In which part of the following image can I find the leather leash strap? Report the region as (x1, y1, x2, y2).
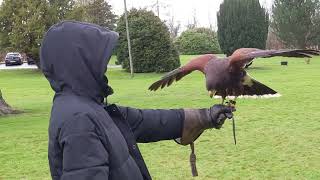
(190, 142, 198, 177)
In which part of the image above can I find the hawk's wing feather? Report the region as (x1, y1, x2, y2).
(148, 54, 216, 91)
(230, 48, 320, 68)
(249, 49, 319, 59)
(148, 68, 190, 91)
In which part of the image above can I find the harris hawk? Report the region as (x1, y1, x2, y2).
(149, 48, 320, 103)
(149, 48, 320, 170)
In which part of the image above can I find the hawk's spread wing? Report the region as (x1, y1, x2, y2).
(149, 54, 216, 91)
(229, 48, 320, 69)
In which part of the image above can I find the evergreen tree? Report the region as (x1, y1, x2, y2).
(272, 0, 320, 48)
(217, 0, 269, 55)
(86, 0, 117, 30)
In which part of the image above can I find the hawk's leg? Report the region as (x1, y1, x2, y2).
(221, 97, 225, 105)
(221, 92, 227, 105)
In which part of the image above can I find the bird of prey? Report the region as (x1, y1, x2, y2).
(149, 48, 320, 103)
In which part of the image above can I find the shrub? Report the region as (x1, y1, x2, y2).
(116, 9, 180, 73)
(175, 28, 221, 55)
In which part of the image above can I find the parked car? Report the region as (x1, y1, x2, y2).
(27, 56, 35, 65)
(5, 52, 23, 66)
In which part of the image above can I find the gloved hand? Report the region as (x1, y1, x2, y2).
(208, 104, 235, 129)
(176, 104, 235, 145)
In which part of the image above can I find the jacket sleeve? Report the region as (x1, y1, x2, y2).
(117, 106, 184, 143)
(58, 113, 109, 180)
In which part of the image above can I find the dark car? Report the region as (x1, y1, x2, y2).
(27, 56, 36, 65)
(5, 53, 23, 66)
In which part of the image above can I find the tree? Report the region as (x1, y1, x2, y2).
(116, 9, 180, 73)
(0, 0, 83, 65)
(66, 3, 87, 22)
(86, 0, 117, 30)
(48, 0, 76, 21)
(186, 8, 198, 29)
(167, 16, 181, 39)
(175, 28, 221, 55)
(76, 0, 91, 6)
(0, 0, 117, 65)
(271, 0, 320, 48)
(217, 0, 269, 55)
(310, 8, 320, 47)
(0, 0, 24, 52)
(13, 0, 52, 63)
(0, 0, 52, 65)
(0, 90, 20, 116)
(266, 27, 286, 49)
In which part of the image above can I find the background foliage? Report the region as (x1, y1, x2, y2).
(116, 9, 180, 73)
(271, 0, 320, 48)
(85, 0, 118, 30)
(175, 28, 221, 55)
(217, 0, 269, 56)
(0, 0, 118, 64)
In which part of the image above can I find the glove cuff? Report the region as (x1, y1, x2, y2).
(176, 109, 213, 145)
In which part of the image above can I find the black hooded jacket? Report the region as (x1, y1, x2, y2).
(41, 21, 184, 180)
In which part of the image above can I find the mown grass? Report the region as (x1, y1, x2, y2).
(0, 55, 320, 180)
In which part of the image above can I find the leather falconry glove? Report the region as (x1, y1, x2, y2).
(176, 104, 235, 145)
(175, 104, 235, 177)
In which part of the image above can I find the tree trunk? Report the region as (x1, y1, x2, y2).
(0, 90, 21, 116)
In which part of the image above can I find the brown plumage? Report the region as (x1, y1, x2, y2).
(149, 48, 320, 102)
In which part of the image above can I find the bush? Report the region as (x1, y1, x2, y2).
(175, 28, 221, 55)
(116, 9, 180, 73)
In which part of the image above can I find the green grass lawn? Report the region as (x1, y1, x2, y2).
(1, 55, 320, 179)
(109, 55, 117, 65)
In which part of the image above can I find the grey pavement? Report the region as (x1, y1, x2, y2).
(0, 63, 37, 70)
(0, 63, 121, 70)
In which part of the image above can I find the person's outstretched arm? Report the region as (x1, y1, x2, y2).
(117, 105, 234, 144)
(117, 106, 184, 143)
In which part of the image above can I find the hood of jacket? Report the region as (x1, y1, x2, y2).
(40, 21, 118, 102)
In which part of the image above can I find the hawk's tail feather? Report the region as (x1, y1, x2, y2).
(213, 77, 278, 98)
(243, 79, 277, 96)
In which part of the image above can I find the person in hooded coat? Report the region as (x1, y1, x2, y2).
(41, 21, 235, 180)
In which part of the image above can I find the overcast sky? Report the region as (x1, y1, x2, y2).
(0, 0, 274, 29)
(109, 0, 274, 29)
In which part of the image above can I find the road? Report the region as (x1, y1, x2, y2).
(0, 63, 37, 70)
(0, 63, 121, 70)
